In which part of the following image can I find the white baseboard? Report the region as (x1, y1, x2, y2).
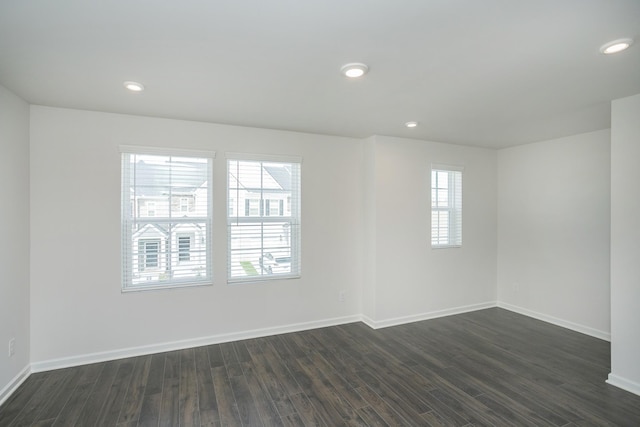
(497, 301, 611, 341)
(31, 314, 361, 373)
(607, 373, 640, 397)
(362, 301, 497, 329)
(0, 365, 30, 407)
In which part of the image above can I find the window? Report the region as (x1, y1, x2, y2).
(431, 164, 463, 248)
(180, 197, 189, 212)
(266, 199, 283, 216)
(138, 239, 160, 271)
(178, 235, 191, 261)
(227, 154, 301, 282)
(245, 199, 261, 217)
(146, 201, 156, 217)
(121, 146, 215, 291)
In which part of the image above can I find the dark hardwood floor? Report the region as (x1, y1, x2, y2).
(2, 308, 640, 426)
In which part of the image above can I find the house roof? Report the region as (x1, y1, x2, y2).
(134, 160, 208, 197)
(1, 1, 639, 148)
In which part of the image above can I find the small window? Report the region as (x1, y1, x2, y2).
(180, 197, 189, 212)
(138, 239, 160, 271)
(245, 199, 261, 217)
(266, 199, 282, 216)
(227, 154, 301, 283)
(147, 201, 156, 217)
(431, 165, 463, 248)
(121, 147, 215, 291)
(178, 236, 191, 261)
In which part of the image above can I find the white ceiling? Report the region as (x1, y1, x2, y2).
(1, 0, 639, 148)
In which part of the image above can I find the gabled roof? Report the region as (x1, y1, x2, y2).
(134, 160, 207, 197)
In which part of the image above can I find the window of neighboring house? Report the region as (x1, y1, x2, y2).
(121, 146, 215, 291)
(138, 239, 160, 271)
(227, 154, 301, 283)
(178, 235, 191, 261)
(245, 199, 261, 216)
(431, 164, 463, 248)
(266, 199, 283, 216)
(180, 197, 189, 212)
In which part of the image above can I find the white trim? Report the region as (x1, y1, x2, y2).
(431, 163, 464, 172)
(226, 151, 302, 164)
(607, 373, 640, 397)
(0, 365, 30, 407)
(362, 301, 497, 329)
(119, 145, 216, 158)
(497, 301, 611, 341)
(31, 314, 360, 373)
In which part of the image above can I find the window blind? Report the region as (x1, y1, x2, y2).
(431, 165, 463, 248)
(227, 155, 301, 283)
(121, 148, 214, 291)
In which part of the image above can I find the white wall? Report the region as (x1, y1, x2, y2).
(0, 85, 30, 402)
(609, 93, 640, 395)
(365, 136, 497, 326)
(497, 129, 611, 339)
(29, 106, 364, 366)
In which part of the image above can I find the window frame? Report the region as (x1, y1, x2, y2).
(431, 164, 463, 249)
(121, 146, 216, 292)
(226, 153, 302, 284)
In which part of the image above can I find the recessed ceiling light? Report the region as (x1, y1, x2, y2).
(341, 63, 369, 78)
(600, 38, 633, 54)
(405, 121, 418, 128)
(123, 81, 145, 92)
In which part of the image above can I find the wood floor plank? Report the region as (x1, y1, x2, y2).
(307, 351, 367, 410)
(94, 357, 136, 425)
(73, 359, 122, 426)
(32, 366, 85, 424)
(289, 392, 327, 427)
(179, 348, 201, 426)
(0, 375, 46, 426)
(207, 344, 226, 369)
(5, 368, 71, 426)
(354, 384, 412, 426)
(194, 346, 220, 427)
(289, 356, 349, 425)
(279, 411, 308, 427)
(137, 353, 166, 427)
(211, 365, 242, 427)
(240, 361, 284, 427)
(137, 393, 163, 427)
(357, 405, 390, 427)
(356, 369, 429, 422)
(220, 342, 243, 378)
(244, 339, 298, 417)
(229, 372, 264, 427)
(117, 354, 152, 425)
(158, 351, 181, 427)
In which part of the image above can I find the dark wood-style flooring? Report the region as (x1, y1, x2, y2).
(1, 308, 639, 426)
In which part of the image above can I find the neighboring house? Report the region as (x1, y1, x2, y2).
(228, 162, 295, 277)
(131, 159, 294, 283)
(130, 159, 209, 284)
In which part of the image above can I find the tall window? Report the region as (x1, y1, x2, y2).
(121, 146, 215, 291)
(138, 239, 160, 271)
(178, 235, 191, 261)
(431, 164, 463, 248)
(227, 154, 301, 283)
